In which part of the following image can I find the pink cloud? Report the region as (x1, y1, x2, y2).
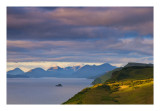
(8, 7, 153, 34)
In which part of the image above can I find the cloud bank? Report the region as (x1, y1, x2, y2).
(7, 7, 153, 66)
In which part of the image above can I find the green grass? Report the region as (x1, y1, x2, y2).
(63, 86, 117, 104)
(110, 81, 153, 104)
(63, 79, 153, 104)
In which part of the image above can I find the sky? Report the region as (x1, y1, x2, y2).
(7, 7, 153, 71)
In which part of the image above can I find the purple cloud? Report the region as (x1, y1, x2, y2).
(7, 7, 153, 65)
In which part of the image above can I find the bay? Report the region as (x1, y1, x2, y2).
(7, 77, 93, 104)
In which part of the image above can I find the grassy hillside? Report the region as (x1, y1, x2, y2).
(64, 65, 153, 104)
(64, 79, 153, 104)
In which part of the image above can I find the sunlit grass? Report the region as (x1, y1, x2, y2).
(64, 78, 153, 104)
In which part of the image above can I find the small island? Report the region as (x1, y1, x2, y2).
(56, 84, 63, 87)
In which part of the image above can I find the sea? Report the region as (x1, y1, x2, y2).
(7, 77, 93, 104)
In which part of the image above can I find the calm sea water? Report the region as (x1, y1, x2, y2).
(7, 78, 93, 104)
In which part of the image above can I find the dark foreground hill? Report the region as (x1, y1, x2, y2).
(64, 63, 153, 104)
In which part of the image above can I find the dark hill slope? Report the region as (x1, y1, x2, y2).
(92, 63, 153, 85)
(124, 62, 153, 67)
(92, 68, 122, 85)
(107, 66, 153, 82)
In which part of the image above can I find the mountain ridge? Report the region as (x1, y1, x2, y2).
(7, 63, 117, 78)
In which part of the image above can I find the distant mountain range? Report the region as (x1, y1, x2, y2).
(7, 63, 117, 78)
(72, 63, 117, 78)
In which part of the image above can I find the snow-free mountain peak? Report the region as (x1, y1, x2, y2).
(72, 63, 117, 78)
(7, 68, 24, 75)
(28, 67, 46, 73)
